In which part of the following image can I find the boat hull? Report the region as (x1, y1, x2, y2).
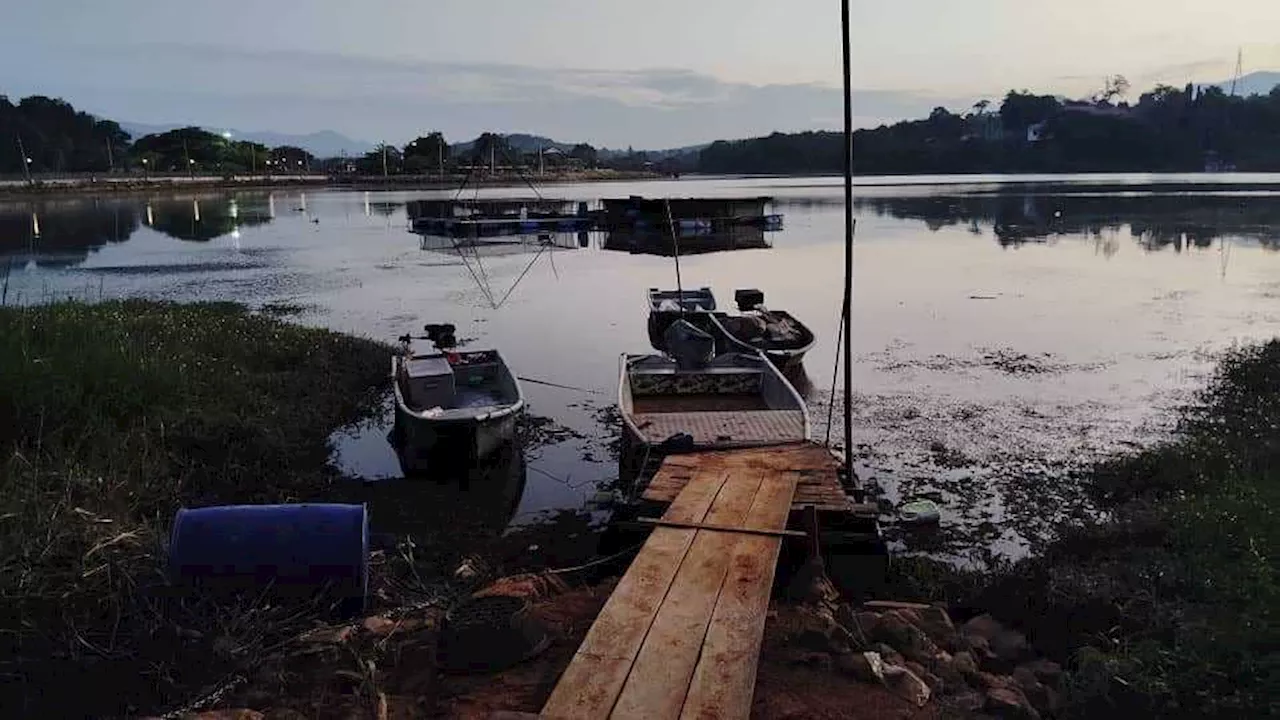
(394, 404, 519, 473)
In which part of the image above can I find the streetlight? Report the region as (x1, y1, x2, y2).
(141, 157, 149, 179)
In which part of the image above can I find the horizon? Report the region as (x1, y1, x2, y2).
(3, 1, 1279, 148)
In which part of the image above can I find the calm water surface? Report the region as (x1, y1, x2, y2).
(6, 175, 1280, 563)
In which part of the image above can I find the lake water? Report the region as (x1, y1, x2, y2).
(6, 174, 1280, 564)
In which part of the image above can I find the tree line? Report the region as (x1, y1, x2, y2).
(0, 95, 617, 177)
(698, 77, 1280, 174)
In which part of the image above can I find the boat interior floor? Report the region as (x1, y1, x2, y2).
(631, 393, 770, 413)
(405, 387, 507, 413)
(631, 410, 807, 447)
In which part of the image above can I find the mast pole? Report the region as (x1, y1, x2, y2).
(840, 0, 857, 488)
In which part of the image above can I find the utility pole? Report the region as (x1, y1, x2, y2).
(538, 144, 544, 176)
(184, 139, 193, 177)
(15, 135, 32, 185)
(489, 142, 495, 175)
(106, 136, 114, 172)
(381, 143, 388, 178)
(438, 136, 444, 180)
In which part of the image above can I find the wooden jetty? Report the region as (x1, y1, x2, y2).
(543, 442, 862, 719)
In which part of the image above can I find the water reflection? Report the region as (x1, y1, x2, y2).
(144, 194, 274, 242)
(0, 198, 139, 268)
(601, 224, 772, 256)
(0, 193, 279, 269)
(855, 192, 1280, 250)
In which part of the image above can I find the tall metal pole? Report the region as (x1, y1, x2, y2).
(840, 0, 856, 485)
(15, 135, 32, 185)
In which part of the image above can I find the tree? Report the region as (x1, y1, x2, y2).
(0, 95, 133, 173)
(1000, 91, 1061, 132)
(569, 143, 598, 168)
(470, 132, 510, 169)
(269, 145, 316, 172)
(357, 144, 402, 175)
(132, 127, 223, 172)
(1093, 74, 1131, 105)
(403, 132, 449, 174)
(971, 99, 992, 117)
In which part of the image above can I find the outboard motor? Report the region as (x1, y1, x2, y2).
(424, 323, 458, 349)
(734, 288, 765, 311)
(663, 319, 716, 370)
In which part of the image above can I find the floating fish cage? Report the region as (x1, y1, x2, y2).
(407, 198, 592, 238)
(599, 196, 783, 231)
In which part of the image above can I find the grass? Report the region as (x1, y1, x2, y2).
(885, 341, 1280, 717)
(0, 300, 391, 717)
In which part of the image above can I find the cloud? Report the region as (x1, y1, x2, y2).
(0, 42, 979, 148)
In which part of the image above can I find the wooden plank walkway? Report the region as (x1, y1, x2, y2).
(542, 455, 800, 719)
(642, 442, 855, 514)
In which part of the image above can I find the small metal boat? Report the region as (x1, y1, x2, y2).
(715, 289, 817, 370)
(646, 288, 816, 370)
(392, 324, 524, 471)
(646, 287, 716, 348)
(620, 320, 810, 458)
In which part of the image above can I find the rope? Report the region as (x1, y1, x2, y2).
(544, 543, 643, 576)
(516, 376, 604, 395)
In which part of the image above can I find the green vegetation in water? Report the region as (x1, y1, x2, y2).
(0, 300, 391, 717)
(886, 341, 1280, 718)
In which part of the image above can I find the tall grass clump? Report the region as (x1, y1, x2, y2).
(0, 300, 390, 716)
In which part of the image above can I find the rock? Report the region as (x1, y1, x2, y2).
(361, 615, 398, 636)
(919, 669, 945, 695)
(975, 672, 1015, 690)
(950, 690, 986, 712)
(1018, 658, 1064, 689)
(910, 605, 957, 646)
(985, 686, 1040, 719)
(792, 607, 853, 655)
(991, 628, 1029, 664)
(835, 607, 881, 646)
(487, 713, 541, 720)
(882, 663, 932, 708)
(962, 613, 1027, 666)
(904, 660, 927, 677)
(192, 711, 263, 720)
(933, 654, 965, 689)
(950, 650, 980, 678)
(871, 610, 940, 664)
(962, 634, 1005, 671)
(1013, 667, 1060, 716)
(873, 642, 905, 667)
(962, 613, 1003, 642)
(835, 651, 886, 684)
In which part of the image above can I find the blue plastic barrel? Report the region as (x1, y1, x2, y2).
(169, 503, 369, 616)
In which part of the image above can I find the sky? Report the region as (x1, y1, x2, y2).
(2, 0, 1279, 148)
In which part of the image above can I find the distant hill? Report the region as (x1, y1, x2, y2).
(118, 121, 374, 157)
(451, 133, 577, 154)
(450, 132, 707, 158)
(1199, 71, 1280, 97)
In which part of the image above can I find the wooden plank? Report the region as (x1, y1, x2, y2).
(632, 517, 807, 539)
(610, 469, 767, 720)
(541, 469, 729, 720)
(679, 471, 801, 720)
